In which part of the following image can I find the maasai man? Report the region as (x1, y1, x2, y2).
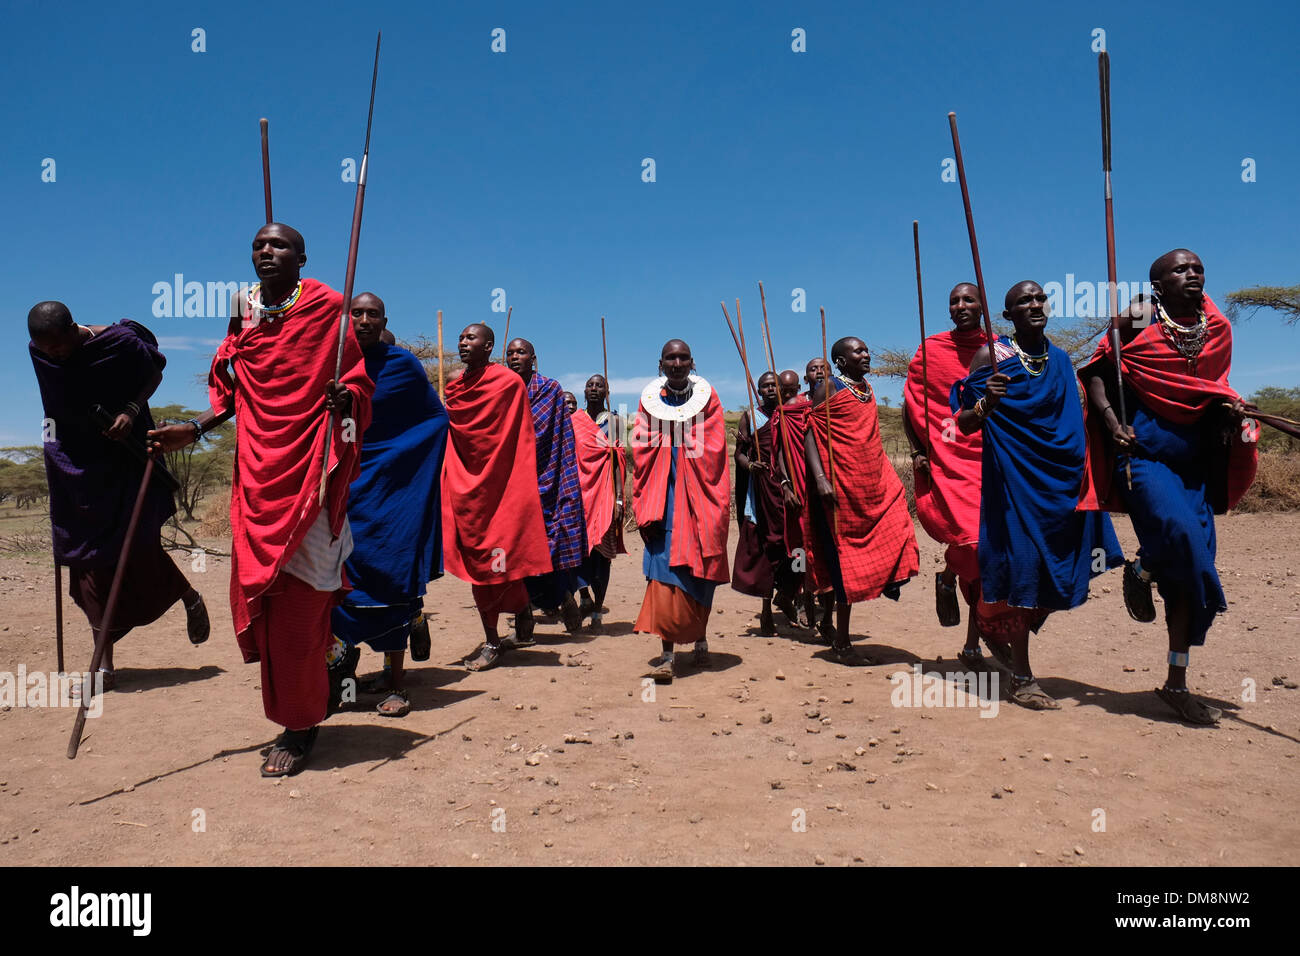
(793, 358, 833, 633)
(149, 223, 373, 776)
(329, 293, 448, 718)
(773, 368, 812, 628)
(442, 325, 552, 671)
(572, 374, 627, 627)
(1079, 250, 1257, 725)
(953, 281, 1122, 710)
(632, 340, 730, 682)
(733, 371, 801, 633)
(505, 338, 588, 633)
(29, 302, 209, 688)
(902, 283, 989, 665)
(562, 391, 578, 416)
(803, 337, 919, 663)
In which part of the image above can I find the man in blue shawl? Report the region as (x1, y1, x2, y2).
(505, 338, 588, 635)
(329, 293, 448, 717)
(952, 281, 1122, 711)
(28, 301, 209, 688)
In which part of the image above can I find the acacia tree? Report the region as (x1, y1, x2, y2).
(872, 315, 1108, 380)
(1225, 284, 1300, 325)
(150, 404, 234, 521)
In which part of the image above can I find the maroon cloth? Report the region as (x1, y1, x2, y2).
(246, 571, 337, 731)
(732, 414, 788, 597)
(68, 541, 190, 643)
(633, 579, 711, 644)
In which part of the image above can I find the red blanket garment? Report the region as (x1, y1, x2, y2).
(805, 385, 920, 602)
(631, 388, 730, 584)
(441, 364, 552, 585)
(571, 411, 627, 556)
(903, 328, 986, 547)
(1078, 295, 1257, 513)
(771, 395, 811, 552)
(208, 278, 374, 642)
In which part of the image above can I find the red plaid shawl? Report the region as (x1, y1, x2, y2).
(1079, 295, 1257, 513)
(571, 410, 627, 556)
(805, 384, 919, 602)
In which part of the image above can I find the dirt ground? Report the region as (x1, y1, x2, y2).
(1, 512, 1297, 867)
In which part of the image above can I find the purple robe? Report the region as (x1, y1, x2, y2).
(527, 372, 587, 573)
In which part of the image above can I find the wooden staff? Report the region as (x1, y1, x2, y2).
(600, 315, 620, 503)
(946, 113, 997, 349)
(436, 309, 445, 398)
(913, 221, 931, 457)
(500, 306, 512, 364)
(67, 454, 155, 758)
(720, 301, 761, 465)
(1099, 51, 1132, 489)
(759, 281, 798, 495)
(820, 306, 836, 534)
(260, 118, 273, 223)
(736, 298, 762, 466)
(54, 560, 64, 674)
(319, 32, 382, 506)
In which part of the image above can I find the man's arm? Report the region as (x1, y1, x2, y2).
(147, 405, 234, 453)
(900, 394, 930, 474)
(104, 365, 165, 440)
(955, 345, 1005, 435)
(804, 426, 834, 509)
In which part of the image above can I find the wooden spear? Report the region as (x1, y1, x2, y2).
(319, 32, 381, 506)
(721, 301, 761, 465)
(601, 315, 620, 508)
(67, 454, 156, 758)
(260, 118, 273, 223)
(54, 560, 64, 674)
(1099, 51, 1132, 489)
(758, 281, 797, 493)
(913, 221, 932, 458)
(500, 306, 512, 364)
(436, 309, 445, 398)
(736, 298, 763, 466)
(946, 113, 997, 350)
(820, 306, 836, 534)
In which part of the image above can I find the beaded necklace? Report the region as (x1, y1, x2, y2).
(1009, 334, 1050, 377)
(247, 281, 303, 319)
(832, 367, 874, 403)
(1154, 297, 1208, 372)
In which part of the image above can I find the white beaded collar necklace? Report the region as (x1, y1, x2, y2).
(640, 373, 712, 421)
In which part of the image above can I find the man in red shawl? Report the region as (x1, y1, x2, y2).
(572, 374, 627, 628)
(442, 324, 552, 671)
(632, 339, 730, 683)
(149, 222, 373, 777)
(804, 337, 920, 663)
(1079, 249, 1258, 725)
(902, 282, 989, 667)
(773, 361, 830, 633)
(733, 371, 801, 633)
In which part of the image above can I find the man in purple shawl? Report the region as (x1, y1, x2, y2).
(327, 294, 448, 717)
(27, 301, 209, 688)
(505, 338, 588, 635)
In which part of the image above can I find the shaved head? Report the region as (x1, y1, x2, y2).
(1150, 248, 1199, 284)
(467, 323, 494, 349)
(28, 300, 74, 341)
(506, 337, 535, 357)
(257, 222, 305, 255)
(661, 339, 691, 360)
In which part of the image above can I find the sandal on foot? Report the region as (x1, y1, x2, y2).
(829, 641, 858, 665)
(649, 656, 674, 683)
(185, 593, 210, 645)
(464, 642, 504, 672)
(935, 574, 961, 628)
(408, 613, 431, 662)
(692, 646, 711, 668)
(260, 726, 319, 778)
(1007, 677, 1060, 711)
(981, 636, 1016, 673)
(957, 647, 990, 671)
(376, 689, 411, 718)
(1123, 560, 1156, 623)
(1155, 686, 1220, 725)
(561, 597, 584, 634)
(774, 593, 802, 628)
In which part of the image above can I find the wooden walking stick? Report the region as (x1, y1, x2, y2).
(913, 221, 932, 458)
(820, 306, 836, 535)
(759, 281, 798, 495)
(600, 315, 620, 503)
(500, 306, 512, 364)
(260, 118, 273, 223)
(736, 298, 763, 466)
(720, 301, 761, 466)
(67, 453, 156, 758)
(436, 309, 445, 398)
(54, 560, 64, 675)
(1099, 51, 1132, 489)
(319, 31, 382, 506)
(946, 113, 997, 350)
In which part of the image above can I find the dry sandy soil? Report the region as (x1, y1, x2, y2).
(1, 513, 1297, 867)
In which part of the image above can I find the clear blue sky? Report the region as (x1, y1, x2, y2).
(4, 0, 1297, 443)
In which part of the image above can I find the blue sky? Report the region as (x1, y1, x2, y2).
(4, 0, 1297, 443)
